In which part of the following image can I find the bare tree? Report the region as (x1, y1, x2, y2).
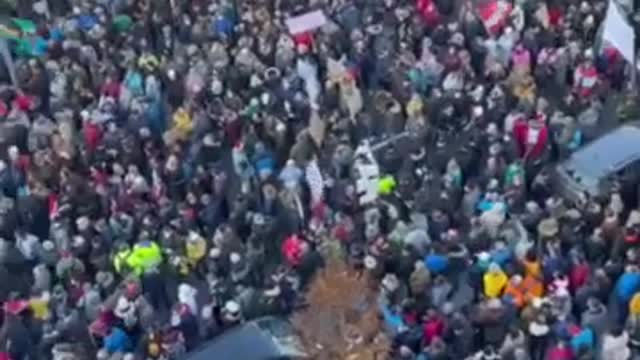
(291, 260, 390, 360)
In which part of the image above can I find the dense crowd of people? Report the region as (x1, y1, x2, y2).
(0, 0, 640, 359)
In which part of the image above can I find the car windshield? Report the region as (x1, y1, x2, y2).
(255, 319, 306, 358)
(565, 125, 640, 180)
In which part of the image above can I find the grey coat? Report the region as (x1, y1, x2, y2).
(582, 303, 609, 340)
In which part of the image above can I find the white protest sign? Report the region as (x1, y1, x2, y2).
(285, 10, 327, 35)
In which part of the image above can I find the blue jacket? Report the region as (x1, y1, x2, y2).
(616, 272, 640, 302)
(212, 17, 234, 38)
(571, 328, 595, 353)
(379, 304, 405, 336)
(104, 327, 133, 353)
(424, 254, 449, 274)
(491, 248, 512, 266)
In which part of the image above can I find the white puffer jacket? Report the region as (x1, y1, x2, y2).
(602, 332, 631, 360)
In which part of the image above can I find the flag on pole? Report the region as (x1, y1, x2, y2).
(0, 39, 17, 87)
(602, 0, 635, 64)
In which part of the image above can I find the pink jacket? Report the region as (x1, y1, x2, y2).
(512, 49, 531, 70)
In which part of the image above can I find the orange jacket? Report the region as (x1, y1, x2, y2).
(523, 259, 542, 278)
(503, 283, 526, 308)
(522, 274, 545, 302)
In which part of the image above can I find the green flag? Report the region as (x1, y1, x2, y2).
(11, 18, 36, 34)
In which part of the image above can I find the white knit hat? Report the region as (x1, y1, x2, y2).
(225, 300, 240, 314)
(364, 255, 377, 270)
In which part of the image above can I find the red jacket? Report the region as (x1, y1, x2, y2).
(570, 263, 590, 293)
(12, 94, 34, 111)
(101, 81, 121, 99)
(417, 0, 441, 27)
(548, 6, 563, 28)
(293, 32, 314, 51)
(282, 235, 303, 267)
(574, 64, 599, 98)
(513, 120, 549, 160)
(83, 122, 103, 153)
(547, 346, 574, 360)
(423, 317, 445, 345)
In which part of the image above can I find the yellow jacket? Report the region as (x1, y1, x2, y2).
(484, 270, 508, 298)
(186, 234, 207, 266)
(630, 293, 640, 316)
(30, 298, 49, 320)
(128, 241, 162, 276)
(172, 108, 193, 140)
(113, 249, 132, 274)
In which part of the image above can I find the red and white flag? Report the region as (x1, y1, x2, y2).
(477, 0, 512, 35)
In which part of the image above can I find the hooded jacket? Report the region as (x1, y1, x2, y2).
(581, 301, 608, 338)
(484, 265, 508, 298)
(615, 271, 640, 302)
(601, 332, 631, 360)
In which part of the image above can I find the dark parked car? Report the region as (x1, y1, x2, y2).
(551, 123, 640, 204)
(186, 317, 306, 360)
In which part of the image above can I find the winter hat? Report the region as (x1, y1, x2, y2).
(478, 252, 491, 262)
(96, 349, 109, 360)
(187, 231, 201, 243)
(565, 209, 582, 220)
(441, 302, 455, 315)
(72, 235, 86, 247)
(364, 255, 378, 270)
(382, 274, 399, 292)
(207, 247, 222, 261)
(529, 318, 550, 336)
(43, 240, 55, 251)
(224, 300, 240, 315)
(76, 216, 91, 231)
(487, 298, 503, 310)
(538, 218, 559, 238)
(526, 201, 539, 212)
